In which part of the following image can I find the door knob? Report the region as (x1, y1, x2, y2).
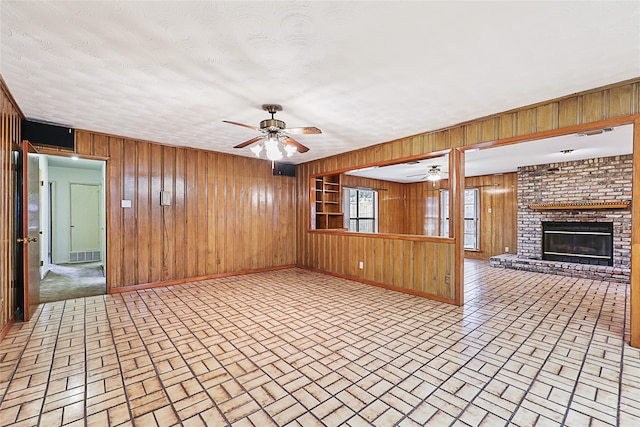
(16, 237, 38, 243)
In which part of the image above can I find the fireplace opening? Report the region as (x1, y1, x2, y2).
(542, 222, 613, 266)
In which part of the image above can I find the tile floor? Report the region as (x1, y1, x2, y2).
(0, 260, 639, 426)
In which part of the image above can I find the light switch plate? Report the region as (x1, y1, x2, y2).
(160, 191, 171, 206)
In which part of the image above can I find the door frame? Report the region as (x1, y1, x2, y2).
(38, 150, 110, 294)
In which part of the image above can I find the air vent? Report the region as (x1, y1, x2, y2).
(69, 251, 101, 263)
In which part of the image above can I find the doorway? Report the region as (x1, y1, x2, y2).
(40, 155, 107, 302)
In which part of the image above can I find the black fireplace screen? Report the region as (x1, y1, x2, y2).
(542, 222, 613, 266)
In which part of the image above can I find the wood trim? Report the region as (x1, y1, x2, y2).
(0, 74, 25, 118)
(529, 202, 631, 210)
(462, 115, 640, 151)
(308, 229, 456, 243)
(0, 318, 15, 341)
(452, 148, 465, 306)
(631, 117, 640, 348)
(306, 149, 451, 174)
(110, 264, 297, 293)
(298, 265, 456, 305)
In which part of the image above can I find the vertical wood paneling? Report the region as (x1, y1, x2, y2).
(206, 153, 217, 273)
(76, 132, 92, 155)
(196, 150, 208, 276)
(499, 113, 516, 139)
(106, 137, 123, 290)
(136, 141, 150, 284)
(185, 149, 198, 278)
(464, 173, 518, 260)
(609, 85, 634, 118)
(558, 97, 579, 128)
(121, 140, 137, 286)
(149, 143, 163, 283)
(162, 145, 175, 280)
(174, 148, 186, 279)
(535, 103, 556, 132)
(583, 92, 604, 123)
(0, 82, 21, 333)
(94, 137, 296, 289)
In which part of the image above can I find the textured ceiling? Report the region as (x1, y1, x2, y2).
(2, 1, 639, 164)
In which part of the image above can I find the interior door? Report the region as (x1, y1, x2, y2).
(17, 141, 41, 321)
(70, 183, 101, 253)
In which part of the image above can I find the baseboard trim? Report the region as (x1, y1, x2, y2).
(0, 317, 15, 341)
(297, 265, 456, 305)
(110, 264, 297, 294)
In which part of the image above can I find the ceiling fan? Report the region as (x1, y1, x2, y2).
(223, 104, 321, 161)
(408, 165, 442, 182)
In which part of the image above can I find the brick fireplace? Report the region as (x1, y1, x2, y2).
(491, 154, 632, 283)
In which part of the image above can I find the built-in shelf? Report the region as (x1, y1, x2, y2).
(529, 201, 631, 210)
(313, 174, 344, 229)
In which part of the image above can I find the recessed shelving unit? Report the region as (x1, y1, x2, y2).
(312, 174, 345, 229)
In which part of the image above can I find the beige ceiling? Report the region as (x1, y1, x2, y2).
(2, 1, 639, 164)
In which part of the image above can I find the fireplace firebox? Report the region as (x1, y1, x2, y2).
(542, 222, 613, 266)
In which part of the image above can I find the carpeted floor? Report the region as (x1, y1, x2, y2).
(39, 261, 106, 303)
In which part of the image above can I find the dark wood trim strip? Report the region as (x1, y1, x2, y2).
(110, 264, 297, 293)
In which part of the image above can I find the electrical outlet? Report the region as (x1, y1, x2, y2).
(505, 246, 510, 253)
(359, 261, 364, 269)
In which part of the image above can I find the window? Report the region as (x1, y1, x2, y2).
(344, 188, 378, 233)
(440, 188, 479, 250)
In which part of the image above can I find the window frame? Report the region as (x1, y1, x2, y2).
(343, 188, 378, 233)
(440, 188, 479, 250)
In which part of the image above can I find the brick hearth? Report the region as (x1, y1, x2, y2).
(490, 253, 630, 283)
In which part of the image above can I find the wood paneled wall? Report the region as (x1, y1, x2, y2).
(464, 173, 518, 260)
(0, 78, 22, 335)
(297, 78, 640, 305)
(58, 131, 298, 291)
(405, 180, 448, 236)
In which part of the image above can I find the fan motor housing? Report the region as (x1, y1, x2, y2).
(260, 119, 286, 131)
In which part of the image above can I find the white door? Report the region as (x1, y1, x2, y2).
(70, 183, 101, 252)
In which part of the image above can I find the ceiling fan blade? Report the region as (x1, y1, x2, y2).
(285, 126, 322, 135)
(223, 120, 262, 132)
(407, 172, 427, 177)
(233, 136, 263, 149)
(281, 136, 310, 153)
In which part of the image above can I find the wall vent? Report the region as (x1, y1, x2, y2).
(69, 251, 101, 263)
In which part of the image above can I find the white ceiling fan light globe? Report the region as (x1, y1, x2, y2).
(250, 144, 263, 157)
(266, 145, 283, 161)
(284, 144, 297, 157)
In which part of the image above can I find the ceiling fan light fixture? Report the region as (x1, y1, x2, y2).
(264, 134, 283, 161)
(426, 166, 441, 182)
